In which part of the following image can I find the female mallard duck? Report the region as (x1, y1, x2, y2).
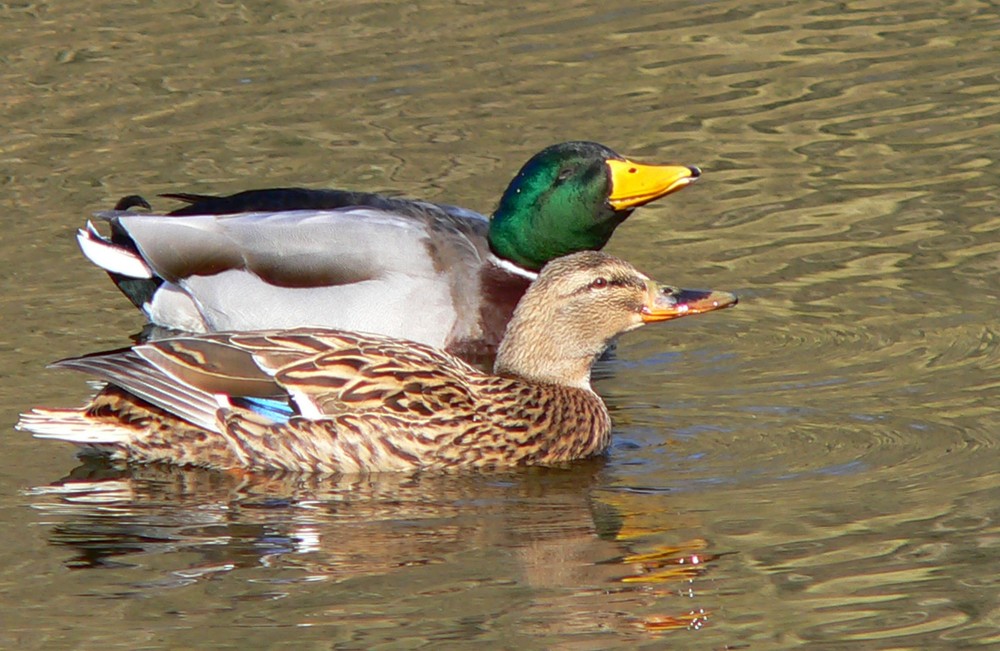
(78, 142, 699, 359)
(19, 252, 736, 474)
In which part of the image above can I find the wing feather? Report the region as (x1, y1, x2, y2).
(52, 351, 221, 432)
(270, 333, 485, 419)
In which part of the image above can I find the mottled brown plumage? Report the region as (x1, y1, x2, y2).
(18, 252, 737, 474)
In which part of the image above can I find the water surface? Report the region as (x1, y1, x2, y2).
(1, 0, 998, 648)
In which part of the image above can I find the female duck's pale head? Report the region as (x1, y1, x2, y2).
(494, 251, 737, 390)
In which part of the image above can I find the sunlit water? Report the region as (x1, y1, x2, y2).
(1, 0, 997, 648)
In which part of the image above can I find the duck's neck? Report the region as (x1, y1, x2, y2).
(493, 318, 600, 392)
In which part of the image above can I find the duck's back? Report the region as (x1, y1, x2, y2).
(92, 204, 528, 353)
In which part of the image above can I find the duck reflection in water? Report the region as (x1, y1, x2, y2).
(32, 458, 722, 635)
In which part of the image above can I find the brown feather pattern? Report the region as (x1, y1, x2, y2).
(24, 328, 611, 473)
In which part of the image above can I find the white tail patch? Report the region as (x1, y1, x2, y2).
(77, 221, 153, 279)
(16, 408, 129, 444)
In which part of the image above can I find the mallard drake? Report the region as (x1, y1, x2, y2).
(77, 142, 699, 359)
(19, 252, 736, 474)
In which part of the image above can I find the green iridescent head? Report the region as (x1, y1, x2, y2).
(487, 141, 699, 271)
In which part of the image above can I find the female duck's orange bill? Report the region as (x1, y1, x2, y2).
(641, 284, 738, 323)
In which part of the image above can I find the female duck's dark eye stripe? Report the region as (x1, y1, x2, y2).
(607, 277, 643, 289)
(571, 276, 642, 295)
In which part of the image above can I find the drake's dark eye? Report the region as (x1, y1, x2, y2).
(590, 277, 608, 290)
(556, 167, 574, 182)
